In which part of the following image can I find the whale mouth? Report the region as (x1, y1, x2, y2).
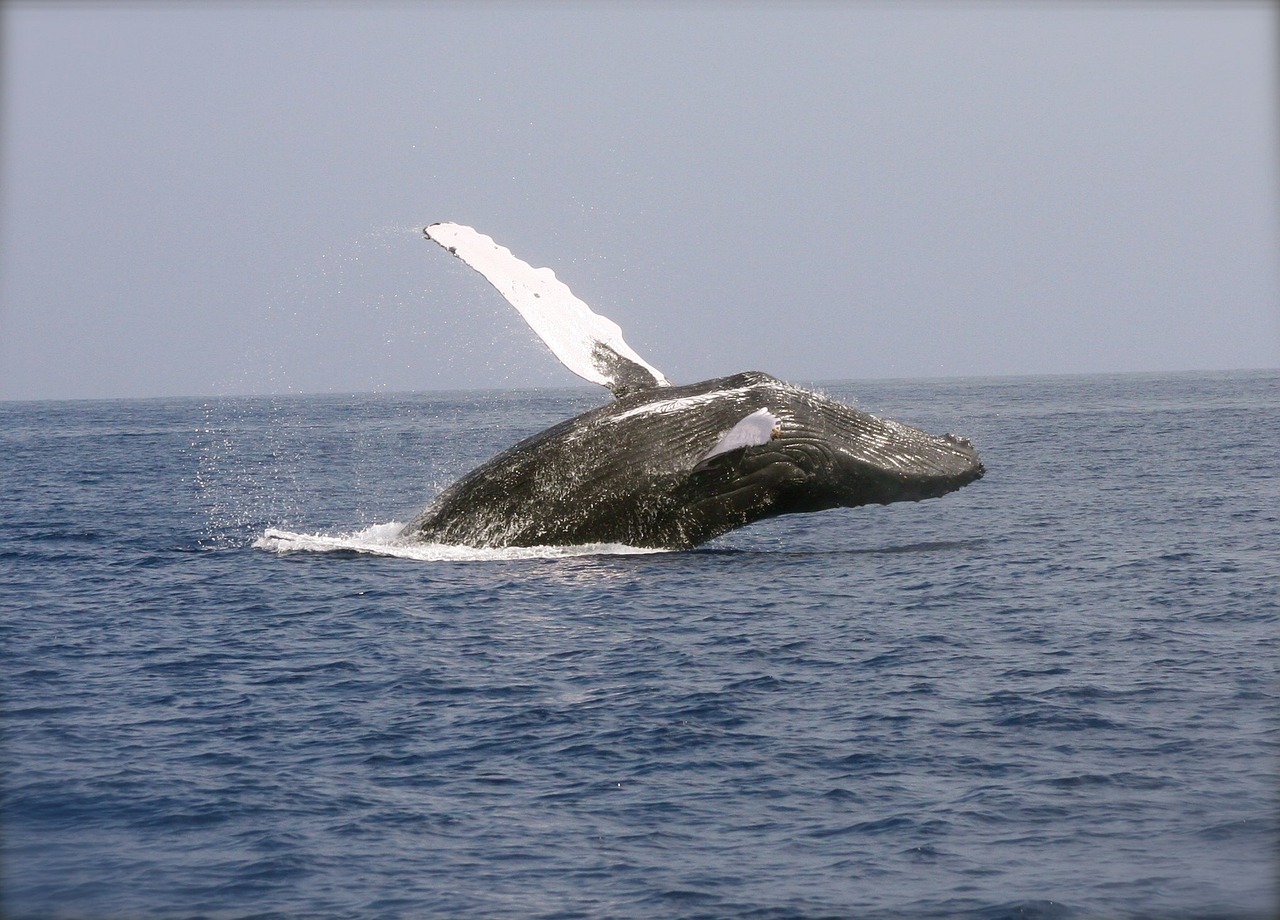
(824, 428, 985, 506)
(812, 399, 984, 492)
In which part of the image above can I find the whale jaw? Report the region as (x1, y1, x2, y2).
(670, 382, 984, 547)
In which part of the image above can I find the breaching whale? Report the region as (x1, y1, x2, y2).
(402, 223, 983, 550)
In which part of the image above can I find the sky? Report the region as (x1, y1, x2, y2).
(1, 1, 1276, 401)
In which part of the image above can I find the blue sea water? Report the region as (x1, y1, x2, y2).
(2, 370, 1277, 919)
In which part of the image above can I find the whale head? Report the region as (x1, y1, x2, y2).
(671, 373, 984, 544)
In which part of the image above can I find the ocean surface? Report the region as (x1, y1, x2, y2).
(2, 370, 1276, 919)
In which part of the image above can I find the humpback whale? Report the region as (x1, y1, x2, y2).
(402, 223, 983, 550)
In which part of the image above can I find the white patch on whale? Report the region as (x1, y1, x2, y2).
(607, 386, 758, 423)
(697, 408, 782, 463)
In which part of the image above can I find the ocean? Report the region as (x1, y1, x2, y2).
(2, 370, 1276, 919)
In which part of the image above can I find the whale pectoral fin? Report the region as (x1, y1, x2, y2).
(424, 222, 671, 397)
(692, 408, 781, 470)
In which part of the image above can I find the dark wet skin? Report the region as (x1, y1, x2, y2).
(403, 372, 983, 549)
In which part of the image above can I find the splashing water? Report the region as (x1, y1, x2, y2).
(253, 522, 666, 561)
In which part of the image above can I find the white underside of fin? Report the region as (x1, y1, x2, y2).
(425, 223, 670, 394)
(698, 408, 781, 463)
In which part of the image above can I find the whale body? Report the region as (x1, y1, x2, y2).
(401, 224, 984, 549)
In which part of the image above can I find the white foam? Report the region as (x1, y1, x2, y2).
(253, 522, 666, 561)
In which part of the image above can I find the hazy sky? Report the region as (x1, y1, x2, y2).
(2, 2, 1276, 400)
